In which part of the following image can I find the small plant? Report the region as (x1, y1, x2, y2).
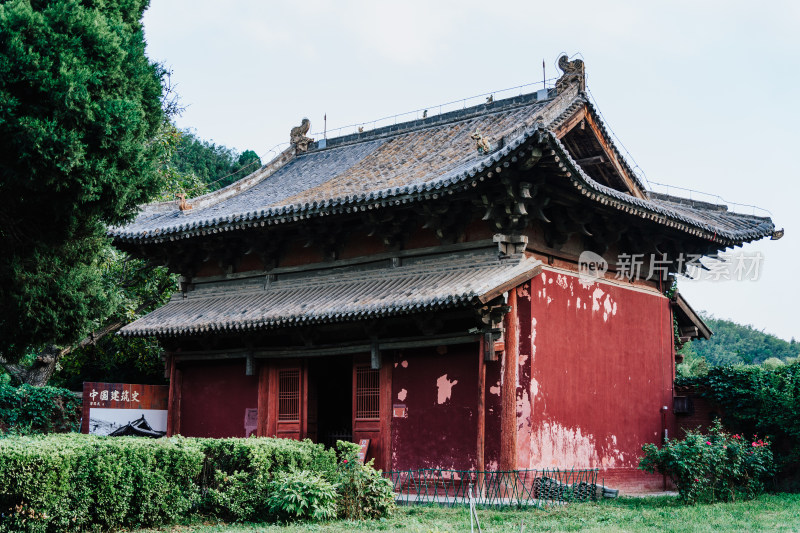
(202, 470, 271, 522)
(639, 420, 775, 503)
(267, 470, 337, 522)
(332, 441, 395, 519)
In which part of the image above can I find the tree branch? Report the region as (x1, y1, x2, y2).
(1, 276, 174, 386)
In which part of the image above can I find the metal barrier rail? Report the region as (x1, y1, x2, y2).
(383, 468, 599, 507)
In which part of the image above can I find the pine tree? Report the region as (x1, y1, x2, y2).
(0, 0, 165, 364)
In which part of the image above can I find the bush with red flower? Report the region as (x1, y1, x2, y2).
(332, 441, 395, 519)
(638, 420, 775, 503)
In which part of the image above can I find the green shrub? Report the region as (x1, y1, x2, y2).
(202, 470, 272, 522)
(196, 437, 336, 521)
(267, 470, 337, 522)
(0, 383, 81, 435)
(0, 434, 204, 532)
(678, 361, 800, 488)
(639, 420, 775, 503)
(197, 436, 335, 478)
(0, 433, 392, 530)
(332, 441, 395, 519)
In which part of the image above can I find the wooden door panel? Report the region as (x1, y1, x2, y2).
(264, 363, 309, 441)
(352, 360, 391, 471)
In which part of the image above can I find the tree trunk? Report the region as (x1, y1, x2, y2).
(0, 292, 166, 386)
(1, 345, 61, 387)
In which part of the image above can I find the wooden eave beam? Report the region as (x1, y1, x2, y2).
(553, 106, 589, 140)
(477, 261, 543, 304)
(553, 105, 647, 200)
(673, 292, 713, 340)
(170, 332, 481, 361)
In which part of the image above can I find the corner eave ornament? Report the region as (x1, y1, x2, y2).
(290, 118, 314, 152)
(470, 130, 491, 154)
(556, 55, 586, 93)
(176, 193, 192, 211)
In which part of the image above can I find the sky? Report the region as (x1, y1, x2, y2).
(142, 1, 800, 341)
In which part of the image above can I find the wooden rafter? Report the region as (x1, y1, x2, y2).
(553, 106, 646, 200)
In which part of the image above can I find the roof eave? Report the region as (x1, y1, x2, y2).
(111, 125, 776, 248)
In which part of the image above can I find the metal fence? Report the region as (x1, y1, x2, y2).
(383, 468, 600, 508)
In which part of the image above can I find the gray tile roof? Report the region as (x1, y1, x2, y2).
(110, 88, 775, 247)
(541, 132, 776, 243)
(112, 92, 555, 240)
(119, 250, 542, 337)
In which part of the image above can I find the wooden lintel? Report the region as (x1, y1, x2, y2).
(370, 342, 381, 370)
(245, 352, 255, 376)
(484, 331, 497, 362)
(190, 239, 498, 285)
(575, 155, 605, 166)
(172, 332, 481, 362)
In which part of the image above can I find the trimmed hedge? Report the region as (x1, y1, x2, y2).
(0, 384, 81, 435)
(0, 434, 204, 532)
(0, 434, 354, 531)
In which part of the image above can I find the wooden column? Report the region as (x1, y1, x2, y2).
(477, 339, 486, 494)
(301, 360, 309, 440)
(477, 339, 486, 472)
(265, 367, 278, 437)
(499, 289, 518, 471)
(166, 355, 182, 437)
(257, 364, 269, 437)
(380, 353, 393, 472)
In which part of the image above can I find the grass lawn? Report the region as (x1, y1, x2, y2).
(139, 493, 800, 532)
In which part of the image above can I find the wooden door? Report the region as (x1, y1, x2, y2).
(264, 362, 311, 440)
(352, 359, 391, 471)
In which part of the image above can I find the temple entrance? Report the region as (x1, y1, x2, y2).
(308, 356, 353, 449)
(261, 354, 389, 470)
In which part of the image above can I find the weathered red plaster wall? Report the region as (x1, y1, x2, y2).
(339, 232, 384, 259)
(483, 359, 503, 470)
(178, 360, 258, 438)
(391, 345, 479, 470)
(237, 254, 264, 272)
(516, 268, 674, 492)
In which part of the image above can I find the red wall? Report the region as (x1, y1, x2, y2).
(391, 345, 479, 470)
(516, 268, 674, 491)
(178, 360, 259, 438)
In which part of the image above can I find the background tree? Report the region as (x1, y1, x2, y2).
(678, 313, 800, 377)
(0, 0, 166, 374)
(168, 130, 262, 191)
(1, 126, 266, 386)
(45, 128, 266, 388)
(0, 1, 265, 386)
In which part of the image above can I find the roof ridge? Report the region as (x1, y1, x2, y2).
(647, 191, 729, 212)
(123, 145, 298, 224)
(315, 89, 558, 151)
